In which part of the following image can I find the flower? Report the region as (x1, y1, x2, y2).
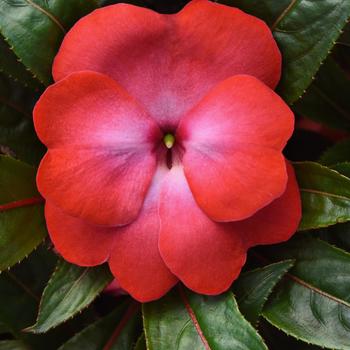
(34, 0, 301, 302)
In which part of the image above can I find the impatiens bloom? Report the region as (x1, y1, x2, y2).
(34, 0, 301, 302)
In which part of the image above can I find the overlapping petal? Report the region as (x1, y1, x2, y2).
(45, 169, 178, 302)
(34, 71, 161, 226)
(177, 75, 294, 222)
(45, 202, 114, 266)
(52, 0, 281, 128)
(158, 166, 246, 295)
(109, 168, 178, 302)
(234, 161, 302, 247)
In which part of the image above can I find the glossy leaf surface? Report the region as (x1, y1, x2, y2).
(263, 237, 350, 349)
(143, 287, 267, 350)
(233, 260, 294, 325)
(294, 161, 350, 230)
(0, 0, 98, 85)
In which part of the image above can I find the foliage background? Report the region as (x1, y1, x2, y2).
(1, 0, 350, 349)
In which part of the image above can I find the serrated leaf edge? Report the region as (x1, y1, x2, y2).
(26, 260, 112, 333)
(0, 31, 44, 86)
(235, 259, 295, 327)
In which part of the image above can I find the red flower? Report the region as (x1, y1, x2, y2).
(34, 0, 301, 302)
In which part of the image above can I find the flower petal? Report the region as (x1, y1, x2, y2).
(178, 75, 294, 222)
(158, 166, 246, 295)
(53, 0, 281, 128)
(45, 202, 114, 266)
(34, 71, 161, 149)
(45, 169, 178, 303)
(109, 168, 178, 302)
(235, 161, 302, 247)
(35, 72, 160, 226)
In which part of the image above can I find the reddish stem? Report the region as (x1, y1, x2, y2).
(103, 301, 140, 350)
(178, 285, 211, 350)
(0, 197, 44, 212)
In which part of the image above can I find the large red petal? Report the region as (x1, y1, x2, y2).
(35, 72, 160, 226)
(34, 71, 160, 149)
(45, 170, 178, 303)
(45, 202, 114, 266)
(158, 166, 246, 295)
(234, 161, 302, 247)
(178, 75, 294, 222)
(109, 168, 178, 302)
(53, 0, 280, 128)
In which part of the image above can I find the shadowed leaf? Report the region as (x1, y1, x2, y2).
(28, 260, 113, 333)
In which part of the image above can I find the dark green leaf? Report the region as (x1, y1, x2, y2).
(134, 334, 146, 350)
(0, 156, 46, 271)
(28, 260, 113, 333)
(223, 0, 350, 104)
(258, 319, 322, 350)
(0, 340, 28, 350)
(316, 222, 350, 253)
(0, 246, 55, 332)
(143, 287, 267, 350)
(320, 138, 350, 165)
(0, 0, 98, 85)
(0, 35, 41, 89)
(294, 58, 350, 131)
(0, 246, 90, 349)
(220, 0, 289, 26)
(0, 246, 76, 350)
(0, 74, 44, 165)
(263, 237, 350, 349)
(331, 162, 350, 178)
(59, 302, 141, 350)
(294, 161, 350, 230)
(233, 260, 294, 326)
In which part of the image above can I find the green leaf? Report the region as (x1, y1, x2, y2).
(316, 222, 350, 254)
(320, 138, 350, 165)
(294, 58, 350, 131)
(331, 162, 350, 178)
(233, 260, 294, 326)
(134, 334, 146, 350)
(223, 0, 350, 104)
(263, 237, 350, 349)
(28, 260, 113, 333)
(0, 74, 45, 165)
(0, 156, 46, 271)
(220, 0, 290, 26)
(0, 35, 41, 89)
(59, 302, 141, 350)
(294, 161, 350, 230)
(0, 340, 28, 350)
(0, 0, 98, 85)
(143, 287, 267, 350)
(0, 246, 89, 349)
(0, 246, 56, 333)
(258, 318, 322, 350)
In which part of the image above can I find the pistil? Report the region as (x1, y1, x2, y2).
(163, 133, 175, 149)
